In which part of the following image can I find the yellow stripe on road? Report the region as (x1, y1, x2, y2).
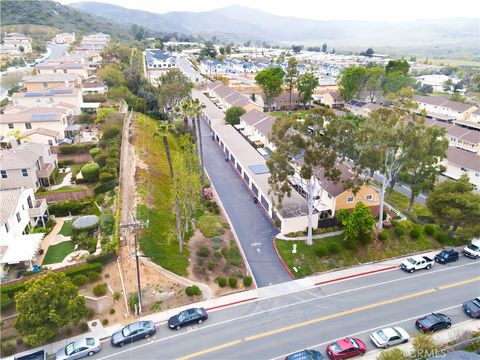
(177, 340, 242, 360)
(176, 276, 479, 359)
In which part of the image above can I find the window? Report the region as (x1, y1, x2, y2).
(347, 196, 354, 203)
(21, 168, 28, 177)
(4, 223, 9, 233)
(16, 212, 21, 223)
(476, 173, 480, 178)
(27, 195, 33, 209)
(260, 196, 270, 212)
(8, 123, 14, 129)
(0, 170, 7, 179)
(366, 194, 373, 201)
(48, 140, 53, 146)
(48, 149, 51, 156)
(460, 167, 468, 173)
(25, 122, 32, 129)
(43, 82, 48, 88)
(251, 183, 259, 197)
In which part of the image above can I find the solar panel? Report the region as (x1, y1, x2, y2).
(51, 89, 73, 95)
(31, 114, 57, 121)
(25, 92, 48, 97)
(249, 164, 269, 175)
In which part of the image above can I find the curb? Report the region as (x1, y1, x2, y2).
(272, 237, 296, 280)
(314, 265, 398, 286)
(206, 297, 258, 311)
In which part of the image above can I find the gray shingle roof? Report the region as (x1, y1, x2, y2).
(0, 188, 22, 225)
(447, 147, 480, 172)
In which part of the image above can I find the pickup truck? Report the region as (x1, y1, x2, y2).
(400, 255, 434, 273)
(463, 238, 480, 259)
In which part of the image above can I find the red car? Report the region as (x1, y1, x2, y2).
(326, 337, 366, 359)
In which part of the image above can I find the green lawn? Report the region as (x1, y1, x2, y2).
(134, 113, 190, 275)
(59, 220, 73, 237)
(270, 110, 310, 119)
(384, 189, 433, 222)
(50, 170, 68, 185)
(37, 186, 86, 194)
(42, 241, 75, 265)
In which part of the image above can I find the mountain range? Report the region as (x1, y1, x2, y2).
(69, 2, 478, 54)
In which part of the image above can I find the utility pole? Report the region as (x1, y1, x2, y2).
(120, 214, 148, 315)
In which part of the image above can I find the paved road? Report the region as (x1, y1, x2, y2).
(46, 43, 67, 61)
(87, 256, 479, 360)
(177, 56, 202, 83)
(198, 118, 292, 287)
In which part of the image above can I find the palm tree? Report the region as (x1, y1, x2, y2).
(173, 99, 192, 133)
(189, 99, 207, 192)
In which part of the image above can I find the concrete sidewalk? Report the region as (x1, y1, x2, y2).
(10, 248, 449, 359)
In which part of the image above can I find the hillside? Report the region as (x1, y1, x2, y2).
(69, 2, 478, 57)
(0, 0, 131, 39)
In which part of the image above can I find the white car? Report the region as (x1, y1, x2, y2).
(463, 238, 480, 259)
(370, 327, 410, 349)
(400, 255, 433, 273)
(54, 337, 101, 360)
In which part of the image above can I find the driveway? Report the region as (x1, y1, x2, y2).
(198, 119, 292, 287)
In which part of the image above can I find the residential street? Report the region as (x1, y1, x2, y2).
(85, 257, 479, 360)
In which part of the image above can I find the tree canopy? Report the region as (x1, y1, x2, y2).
(285, 57, 299, 109)
(255, 67, 285, 111)
(297, 72, 319, 109)
(225, 106, 246, 125)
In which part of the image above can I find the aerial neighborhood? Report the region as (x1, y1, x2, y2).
(0, 1, 479, 360)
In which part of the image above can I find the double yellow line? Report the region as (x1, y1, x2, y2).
(177, 276, 479, 360)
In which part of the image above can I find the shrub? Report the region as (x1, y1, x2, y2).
(0, 292, 14, 311)
(1, 341, 16, 357)
(92, 283, 107, 297)
(203, 200, 220, 214)
(434, 230, 448, 244)
(48, 199, 92, 217)
(315, 245, 328, 257)
(394, 225, 406, 237)
(358, 232, 373, 245)
(213, 252, 222, 261)
(94, 152, 108, 167)
(59, 143, 96, 154)
(113, 291, 120, 301)
(377, 348, 408, 360)
(88, 271, 100, 282)
(410, 226, 422, 240)
(345, 238, 358, 250)
(81, 163, 100, 182)
(197, 215, 226, 238)
(102, 319, 109, 326)
(58, 159, 74, 168)
(128, 293, 138, 313)
(217, 276, 227, 287)
(99, 172, 115, 183)
(64, 327, 73, 336)
(100, 210, 115, 236)
(109, 308, 116, 315)
(185, 285, 202, 296)
(94, 180, 118, 195)
(411, 334, 441, 360)
(378, 230, 389, 241)
(197, 246, 210, 258)
(424, 224, 436, 236)
(80, 321, 89, 332)
(228, 276, 237, 288)
(207, 261, 214, 271)
(328, 242, 341, 254)
(64, 262, 102, 278)
(86, 308, 96, 320)
(243, 276, 253, 287)
(72, 274, 87, 287)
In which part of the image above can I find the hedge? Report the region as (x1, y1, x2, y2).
(59, 143, 96, 154)
(48, 200, 94, 217)
(94, 180, 118, 195)
(58, 159, 74, 168)
(99, 172, 114, 183)
(81, 163, 100, 182)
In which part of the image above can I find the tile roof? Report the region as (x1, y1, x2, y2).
(0, 188, 23, 225)
(240, 109, 269, 126)
(0, 107, 66, 123)
(447, 147, 480, 172)
(22, 73, 79, 83)
(0, 142, 48, 170)
(459, 130, 480, 144)
(20, 127, 60, 138)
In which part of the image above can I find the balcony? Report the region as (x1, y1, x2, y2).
(36, 162, 55, 179)
(28, 198, 48, 218)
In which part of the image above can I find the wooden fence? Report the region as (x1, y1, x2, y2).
(36, 189, 94, 203)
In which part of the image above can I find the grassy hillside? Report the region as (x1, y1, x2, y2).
(0, 0, 131, 39)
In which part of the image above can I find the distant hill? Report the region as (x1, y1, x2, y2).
(0, 0, 131, 39)
(69, 2, 478, 56)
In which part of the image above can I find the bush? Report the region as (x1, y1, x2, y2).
(88, 272, 100, 282)
(328, 242, 341, 254)
(228, 276, 237, 288)
(197, 215, 226, 238)
(59, 143, 96, 154)
(217, 276, 227, 287)
(93, 283, 108, 297)
(86, 308, 96, 320)
(64, 262, 102, 278)
(394, 225, 406, 237)
(424, 224, 436, 236)
(81, 163, 100, 182)
(0, 292, 14, 311)
(109, 308, 115, 315)
(411, 334, 441, 360)
(345, 238, 358, 250)
(243, 276, 253, 287)
(100, 210, 115, 236)
(377, 348, 408, 360)
(197, 246, 210, 258)
(378, 230, 389, 241)
(1, 341, 16, 357)
(99, 172, 115, 183)
(94, 152, 108, 167)
(410, 226, 422, 240)
(434, 230, 448, 244)
(94, 180, 118, 195)
(58, 159, 74, 168)
(102, 319, 109, 326)
(113, 291, 120, 301)
(89, 148, 101, 157)
(128, 293, 138, 313)
(315, 245, 328, 257)
(213, 252, 222, 261)
(185, 285, 202, 296)
(48, 199, 92, 217)
(80, 321, 89, 332)
(64, 327, 73, 336)
(207, 261, 214, 271)
(72, 274, 87, 287)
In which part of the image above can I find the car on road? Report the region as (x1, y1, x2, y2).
(111, 321, 156, 347)
(400, 255, 434, 273)
(55, 337, 101, 359)
(463, 297, 480, 319)
(370, 327, 410, 349)
(463, 238, 480, 259)
(434, 249, 459, 264)
(286, 349, 325, 360)
(168, 307, 208, 330)
(415, 313, 451, 333)
(326, 337, 366, 359)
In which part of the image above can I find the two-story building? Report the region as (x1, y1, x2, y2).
(313, 92, 344, 109)
(260, 92, 302, 111)
(12, 87, 83, 115)
(21, 73, 81, 91)
(0, 33, 32, 57)
(239, 110, 276, 150)
(35, 62, 90, 80)
(144, 49, 177, 70)
(414, 95, 478, 122)
(54, 32, 76, 45)
(81, 77, 108, 95)
(80, 33, 110, 50)
(0, 141, 58, 191)
(207, 81, 262, 112)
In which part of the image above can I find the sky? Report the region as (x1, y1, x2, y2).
(59, 0, 479, 22)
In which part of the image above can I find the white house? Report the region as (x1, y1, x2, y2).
(12, 87, 83, 115)
(55, 32, 76, 44)
(80, 33, 110, 50)
(414, 95, 478, 122)
(35, 62, 89, 80)
(144, 49, 177, 70)
(442, 147, 480, 190)
(416, 74, 460, 93)
(239, 110, 276, 150)
(1, 33, 32, 57)
(81, 77, 108, 95)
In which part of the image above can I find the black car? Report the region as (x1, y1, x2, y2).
(168, 307, 208, 330)
(286, 349, 325, 360)
(463, 297, 480, 319)
(415, 313, 452, 333)
(434, 249, 459, 264)
(111, 321, 156, 347)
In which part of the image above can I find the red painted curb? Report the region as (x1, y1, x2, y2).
(272, 237, 296, 280)
(206, 297, 258, 311)
(314, 265, 398, 286)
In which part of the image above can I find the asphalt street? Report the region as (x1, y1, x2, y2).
(177, 57, 201, 83)
(87, 256, 479, 360)
(198, 118, 292, 287)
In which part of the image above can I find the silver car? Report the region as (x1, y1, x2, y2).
(55, 337, 101, 360)
(370, 327, 410, 349)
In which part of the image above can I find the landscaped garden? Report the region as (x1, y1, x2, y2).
(42, 241, 75, 265)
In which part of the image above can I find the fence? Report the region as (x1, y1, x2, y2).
(36, 189, 94, 203)
(384, 201, 407, 221)
(58, 153, 93, 164)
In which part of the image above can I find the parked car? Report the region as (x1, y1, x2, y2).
(286, 349, 325, 360)
(463, 238, 480, 259)
(400, 255, 434, 273)
(55, 337, 101, 359)
(15, 350, 47, 360)
(326, 338, 366, 359)
(463, 297, 480, 319)
(370, 327, 410, 349)
(168, 307, 208, 330)
(111, 321, 156, 347)
(415, 313, 451, 333)
(434, 249, 459, 264)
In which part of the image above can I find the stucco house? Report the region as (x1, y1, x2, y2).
(21, 73, 81, 92)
